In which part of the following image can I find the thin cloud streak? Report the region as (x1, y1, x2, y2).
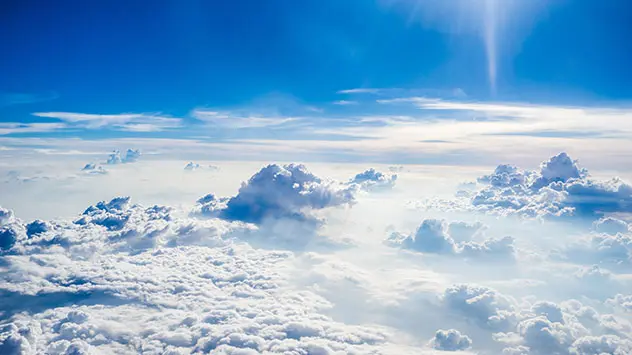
(32, 112, 182, 131)
(0, 123, 68, 135)
(192, 109, 301, 128)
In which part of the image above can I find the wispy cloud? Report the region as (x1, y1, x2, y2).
(32, 112, 182, 131)
(0, 123, 67, 135)
(192, 109, 300, 128)
(3, 95, 632, 167)
(337, 88, 383, 94)
(377, 97, 632, 135)
(337, 87, 467, 98)
(333, 100, 359, 105)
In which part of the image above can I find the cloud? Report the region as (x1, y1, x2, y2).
(593, 217, 630, 236)
(192, 110, 298, 128)
(556, 231, 632, 268)
(194, 164, 356, 224)
(32, 112, 181, 131)
(570, 335, 632, 355)
(388, 219, 515, 260)
(106, 149, 141, 165)
(0, 198, 434, 354)
(0, 206, 26, 252)
(3, 157, 632, 354)
(439, 284, 632, 354)
(336, 88, 382, 94)
(607, 294, 632, 313)
(184, 162, 200, 171)
(442, 152, 632, 219)
(430, 329, 472, 351)
(81, 163, 107, 175)
(332, 100, 358, 105)
(442, 284, 516, 330)
(123, 148, 141, 163)
(350, 168, 397, 191)
(0, 123, 67, 135)
(395, 219, 456, 254)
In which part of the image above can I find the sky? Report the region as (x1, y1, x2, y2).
(2, 2, 632, 355)
(2, 0, 632, 167)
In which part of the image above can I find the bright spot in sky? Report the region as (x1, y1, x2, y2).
(484, 0, 498, 95)
(387, 0, 535, 95)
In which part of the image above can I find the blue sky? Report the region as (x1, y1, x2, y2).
(1, 0, 632, 164)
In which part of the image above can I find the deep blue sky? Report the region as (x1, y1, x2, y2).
(1, 0, 631, 122)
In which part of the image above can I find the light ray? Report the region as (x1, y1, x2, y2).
(484, 0, 498, 96)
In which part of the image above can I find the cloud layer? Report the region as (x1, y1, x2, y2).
(1, 157, 632, 354)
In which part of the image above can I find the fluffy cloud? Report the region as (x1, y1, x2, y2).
(454, 152, 632, 219)
(4, 156, 632, 354)
(123, 148, 141, 163)
(194, 164, 357, 224)
(0, 206, 25, 251)
(555, 231, 632, 268)
(106, 149, 141, 165)
(442, 284, 516, 331)
(387, 219, 515, 260)
(184, 162, 200, 171)
(440, 284, 632, 354)
(570, 335, 632, 355)
(607, 294, 632, 312)
(395, 219, 456, 254)
(430, 329, 472, 351)
(593, 217, 630, 235)
(350, 168, 397, 191)
(81, 163, 107, 175)
(0, 198, 435, 354)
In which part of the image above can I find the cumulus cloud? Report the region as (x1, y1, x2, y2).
(444, 152, 632, 219)
(395, 219, 456, 254)
(123, 148, 141, 163)
(555, 231, 632, 268)
(106, 149, 141, 165)
(350, 168, 397, 191)
(442, 284, 516, 331)
(593, 217, 630, 235)
(570, 335, 632, 355)
(388, 219, 515, 260)
(107, 150, 123, 164)
(184, 162, 200, 171)
(81, 163, 107, 175)
(194, 164, 357, 224)
(607, 294, 632, 312)
(430, 329, 472, 351)
(0, 206, 25, 251)
(4, 156, 632, 355)
(439, 284, 632, 354)
(0, 198, 435, 354)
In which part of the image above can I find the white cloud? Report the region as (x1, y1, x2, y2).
(430, 329, 472, 351)
(336, 88, 382, 94)
(0, 123, 67, 135)
(350, 168, 398, 191)
(106, 149, 141, 164)
(184, 162, 200, 171)
(194, 163, 357, 225)
(81, 163, 107, 175)
(388, 218, 515, 260)
(192, 109, 299, 128)
(2, 156, 632, 354)
(32, 112, 182, 131)
(426, 152, 632, 219)
(0, 196, 444, 354)
(333, 100, 359, 105)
